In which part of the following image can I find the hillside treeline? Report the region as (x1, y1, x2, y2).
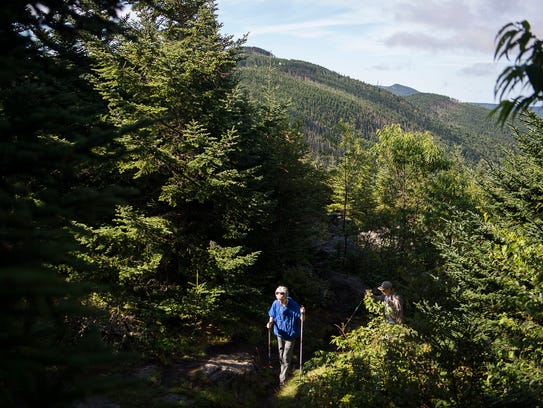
(1, 1, 542, 407)
(239, 50, 516, 166)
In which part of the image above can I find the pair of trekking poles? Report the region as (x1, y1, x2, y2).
(267, 307, 304, 377)
(266, 298, 363, 378)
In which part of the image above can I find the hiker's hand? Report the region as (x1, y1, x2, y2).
(365, 289, 372, 297)
(300, 306, 305, 314)
(266, 321, 272, 329)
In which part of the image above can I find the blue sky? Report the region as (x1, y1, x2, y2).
(215, 0, 543, 103)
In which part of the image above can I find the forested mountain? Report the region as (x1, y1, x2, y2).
(239, 48, 515, 164)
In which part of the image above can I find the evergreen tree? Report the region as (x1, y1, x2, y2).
(0, 0, 127, 405)
(422, 113, 543, 405)
(327, 120, 373, 260)
(368, 125, 456, 282)
(245, 84, 330, 275)
(82, 0, 328, 356)
(81, 0, 264, 355)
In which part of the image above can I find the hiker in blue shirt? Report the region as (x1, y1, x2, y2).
(266, 285, 305, 385)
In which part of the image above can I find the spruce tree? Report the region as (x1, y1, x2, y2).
(424, 113, 543, 405)
(1, 0, 127, 405)
(81, 0, 329, 353)
(327, 120, 373, 261)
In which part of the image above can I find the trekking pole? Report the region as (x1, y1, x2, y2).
(343, 297, 365, 331)
(267, 326, 271, 367)
(299, 306, 304, 377)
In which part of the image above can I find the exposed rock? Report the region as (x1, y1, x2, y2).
(326, 272, 367, 315)
(199, 352, 256, 386)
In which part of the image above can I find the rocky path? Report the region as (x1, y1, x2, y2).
(74, 339, 276, 407)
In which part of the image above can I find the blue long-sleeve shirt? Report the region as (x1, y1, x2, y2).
(268, 297, 302, 340)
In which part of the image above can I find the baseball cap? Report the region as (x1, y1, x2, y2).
(378, 281, 393, 290)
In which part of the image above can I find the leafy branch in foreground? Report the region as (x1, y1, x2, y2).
(493, 20, 543, 125)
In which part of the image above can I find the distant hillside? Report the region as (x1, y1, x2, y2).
(238, 49, 516, 165)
